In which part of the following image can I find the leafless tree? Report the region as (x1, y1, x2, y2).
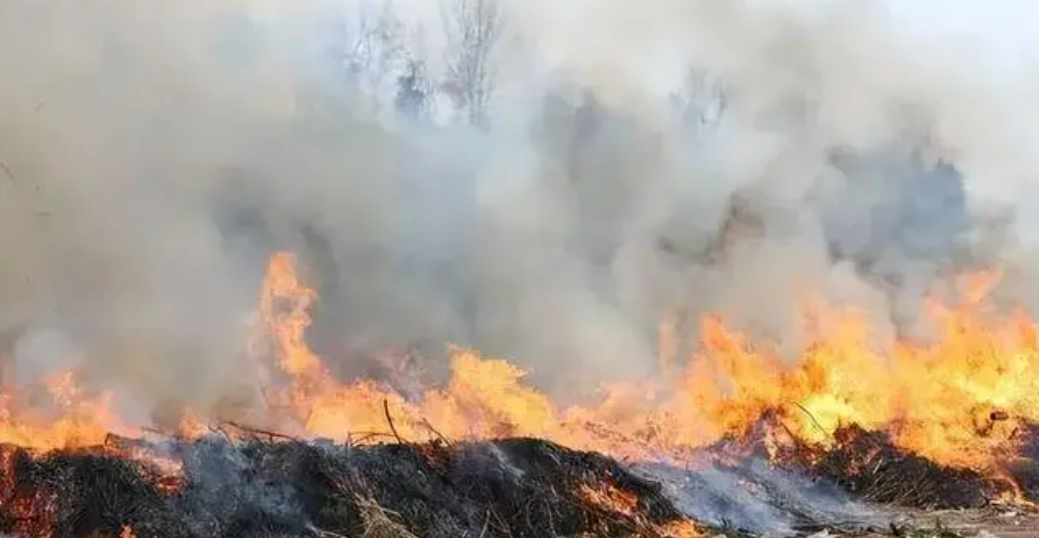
(670, 67, 729, 138)
(339, 1, 408, 114)
(394, 58, 431, 119)
(292, 1, 407, 117)
(440, 0, 505, 129)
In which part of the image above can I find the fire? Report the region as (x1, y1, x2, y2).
(578, 482, 704, 537)
(255, 251, 326, 379)
(0, 249, 1037, 497)
(578, 483, 639, 517)
(0, 370, 128, 451)
(246, 252, 1039, 479)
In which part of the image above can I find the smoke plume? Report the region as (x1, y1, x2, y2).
(0, 0, 1035, 418)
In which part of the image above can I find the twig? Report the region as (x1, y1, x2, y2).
(209, 424, 236, 445)
(222, 420, 297, 441)
(478, 510, 490, 538)
(307, 524, 349, 538)
(421, 417, 454, 447)
(349, 432, 398, 445)
(793, 402, 828, 437)
(383, 399, 405, 444)
(488, 510, 514, 538)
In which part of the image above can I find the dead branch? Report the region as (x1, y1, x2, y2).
(349, 431, 400, 445)
(793, 402, 828, 438)
(383, 399, 405, 444)
(308, 524, 349, 538)
(221, 420, 297, 442)
(420, 417, 453, 447)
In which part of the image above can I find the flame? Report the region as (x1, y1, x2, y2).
(0, 250, 1037, 498)
(255, 251, 325, 380)
(657, 520, 705, 538)
(578, 483, 639, 517)
(578, 482, 704, 537)
(0, 370, 129, 451)
(244, 252, 1039, 481)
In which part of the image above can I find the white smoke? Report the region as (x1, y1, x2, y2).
(0, 0, 1034, 415)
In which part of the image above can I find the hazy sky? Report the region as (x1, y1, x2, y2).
(888, 1, 1039, 81)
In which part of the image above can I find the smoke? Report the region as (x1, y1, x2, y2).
(639, 457, 884, 536)
(0, 0, 1035, 418)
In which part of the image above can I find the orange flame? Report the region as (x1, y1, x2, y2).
(246, 252, 1039, 480)
(0, 370, 128, 451)
(578, 483, 639, 517)
(0, 250, 1036, 495)
(578, 482, 704, 537)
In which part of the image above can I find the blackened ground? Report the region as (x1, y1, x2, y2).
(701, 416, 1039, 512)
(785, 423, 1039, 510)
(0, 445, 182, 537)
(1007, 423, 1039, 500)
(0, 436, 702, 538)
(4, 423, 1038, 538)
(809, 426, 994, 509)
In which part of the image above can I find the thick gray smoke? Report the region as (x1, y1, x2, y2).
(0, 0, 1035, 420)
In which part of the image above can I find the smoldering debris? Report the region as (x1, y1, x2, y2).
(809, 426, 993, 510)
(0, 435, 705, 538)
(5, 423, 1039, 538)
(691, 417, 1039, 514)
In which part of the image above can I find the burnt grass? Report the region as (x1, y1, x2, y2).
(808, 426, 994, 509)
(0, 436, 698, 538)
(791, 424, 1039, 510)
(2, 424, 1039, 538)
(713, 414, 1039, 511)
(1005, 422, 1039, 501)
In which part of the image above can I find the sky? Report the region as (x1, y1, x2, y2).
(887, 1, 1039, 242)
(888, 1, 1039, 81)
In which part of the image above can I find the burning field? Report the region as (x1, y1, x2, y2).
(1, 252, 1038, 538)
(6, 0, 1039, 536)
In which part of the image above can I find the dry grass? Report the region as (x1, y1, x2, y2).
(355, 494, 421, 538)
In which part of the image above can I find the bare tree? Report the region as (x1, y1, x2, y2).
(394, 58, 431, 119)
(441, 0, 504, 129)
(292, 1, 407, 118)
(338, 0, 408, 114)
(669, 67, 729, 139)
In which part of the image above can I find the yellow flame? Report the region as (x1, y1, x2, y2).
(249, 251, 1039, 480)
(0, 249, 1035, 493)
(0, 370, 124, 451)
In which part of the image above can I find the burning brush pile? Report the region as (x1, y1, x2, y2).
(2, 253, 1039, 538)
